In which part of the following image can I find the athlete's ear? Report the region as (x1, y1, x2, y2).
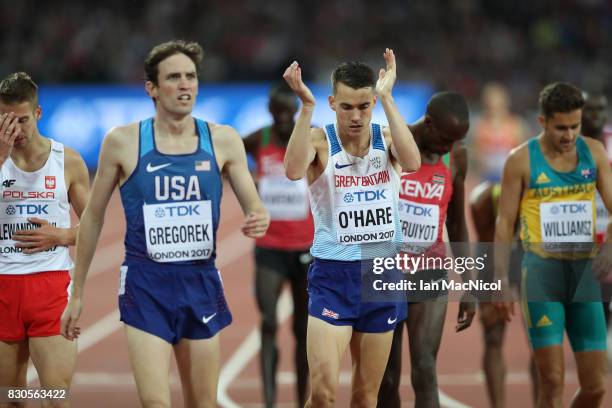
(372, 94, 377, 106)
(34, 105, 42, 121)
(328, 95, 336, 112)
(145, 81, 157, 99)
(537, 115, 545, 129)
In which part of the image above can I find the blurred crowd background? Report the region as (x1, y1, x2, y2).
(1, 0, 611, 182)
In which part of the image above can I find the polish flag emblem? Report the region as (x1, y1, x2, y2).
(45, 176, 56, 189)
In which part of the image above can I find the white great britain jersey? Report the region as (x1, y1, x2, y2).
(0, 139, 72, 274)
(310, 123, 402, 261)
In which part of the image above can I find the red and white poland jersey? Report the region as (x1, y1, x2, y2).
(398, 152, 453, 258)
(0, 140, 72, 274)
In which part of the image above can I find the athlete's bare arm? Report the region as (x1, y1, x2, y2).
(493, 145, 529, 320)
(469, 184, 495, 242)
(13, 147, 90, 253)
(445, 144, 476, 331)
(282, 62, 319, 180)
(377, 49, 420, 172)
(212, 124, 270, 238)
(585, 137, 612, 278)
(61, 125, 137, 340)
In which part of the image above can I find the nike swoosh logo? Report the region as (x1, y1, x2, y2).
(202, 313, 217, 324)
(387, 316, 397, 325)
(335, 163, 354, 169)
(146, 163, 172, 172)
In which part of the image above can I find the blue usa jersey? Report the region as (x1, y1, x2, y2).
(120, 118, 222, 265)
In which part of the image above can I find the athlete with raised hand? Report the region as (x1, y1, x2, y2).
(0, 72, 89, 407)
(283, 49, 420, 407)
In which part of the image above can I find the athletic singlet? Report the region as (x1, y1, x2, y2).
(519, 137, 597, 259)
(119, 118, 222, 265)
(0, 139, 72, 275)
(398, 152, 452, 257)
(256, 127, 314, 250)
(309, 123, 401, 261)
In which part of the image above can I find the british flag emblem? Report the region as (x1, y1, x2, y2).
(45, 176, 56, 189)
(322, 308, 339, 319)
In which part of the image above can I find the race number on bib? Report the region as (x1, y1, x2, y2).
(259, 176, 309, 220)
(540, 200, 593, 252)
(397, 199, 439, 254)
(143, 200, 213, 262)
(334, 187, 395, 244)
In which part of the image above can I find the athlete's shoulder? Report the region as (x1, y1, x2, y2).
(208, 122, 242, 145)
(105, 122, 139, 143)
(63, 146, 86, 169)
(582, 135, 609, 163)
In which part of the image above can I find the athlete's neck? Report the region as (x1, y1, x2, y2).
(338, 128, 370, 157)
(155, 112, 194, 138)
(10, 133, 50, 171)
(409, 120, 440, 164)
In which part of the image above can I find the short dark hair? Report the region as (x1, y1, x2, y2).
(144, 40, 204, 84)
(331, 62, 375, 94)
(426, 92, 469, 124)
(539, 82, 584, 118)
(0, 72, 38, 107)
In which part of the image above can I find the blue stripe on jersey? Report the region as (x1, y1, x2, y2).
(372, 124, 385, 151)
(325, 124, 342, 156)
(119, 117, 222, 265)
(140, 119, 155, 157)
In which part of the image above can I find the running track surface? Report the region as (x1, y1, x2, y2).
(26, 187, 612, 407)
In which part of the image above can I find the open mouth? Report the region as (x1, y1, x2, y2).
(177, 94, 192, 101)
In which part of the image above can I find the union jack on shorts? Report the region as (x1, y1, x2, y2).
(322, 308, 339, 319)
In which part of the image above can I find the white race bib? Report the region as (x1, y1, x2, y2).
(334, 187, 395, 244)
(143, 200, 213, 262)
(259, 176, 309, 220)
(540, 200, 593, 252)
(397, 198, 439, 254)
(0, 200, 61, 257)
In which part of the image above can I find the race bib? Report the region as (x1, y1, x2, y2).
(0, 201, 61, 256)
(540, 200, 593, 252)
(334, 187, 395, 244)
(143, 200, 213, 262)
(397, 198, 439, 254)
(259, 176, 309, 220)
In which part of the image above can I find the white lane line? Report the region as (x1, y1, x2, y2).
(27, 229, 252, 385)
(217, 291, 293, 408)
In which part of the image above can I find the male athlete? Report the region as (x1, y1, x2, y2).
(61, 40, 269, 407)
(377, 92, 475, 407)
(494, 83, 612, 407)
(0, 72, 89, 406)
(283, 49, 420, 407)
(243, 82, 312, 407)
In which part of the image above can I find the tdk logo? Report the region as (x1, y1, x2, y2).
(343, 189, 387, 203)
(399, 202, 432, 217)
(6, 204, 49, 215)
(550, 203, 587, 214)
(161, 204, 200, 217)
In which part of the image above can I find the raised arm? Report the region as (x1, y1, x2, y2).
(282, 62, 317, 180)
(377, 49, 420, 172)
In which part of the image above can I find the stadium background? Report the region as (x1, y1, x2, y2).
(2, 0, 612, 406)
